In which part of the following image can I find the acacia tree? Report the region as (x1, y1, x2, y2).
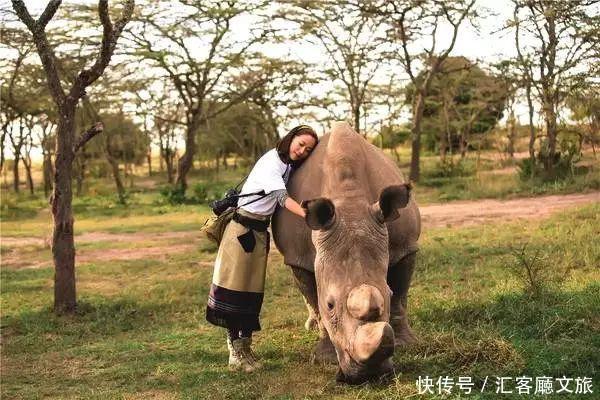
(128, 0, 272, 192)
(0, 25, 32, 186)
(6, 117, 26, 192)
(358, 0, 476, 181)
(11, 0, 135, 314)
(510, 0, 599, 175)
(568, 84, 600, 158)
(493, 60, 521, 158)
(231, 56, 313, 143)
(37, 114, 56, 197)
(406, 57, 507, 159)
(279, 1, 384, 135)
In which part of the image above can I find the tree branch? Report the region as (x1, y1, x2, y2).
(37, 0, 62, 30)
(11, 0, 67, 108)
(73, 122, 103, 153)
(71, 0, 135, 101)
(10, 0, 37, 32)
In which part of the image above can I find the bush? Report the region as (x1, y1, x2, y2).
(507, 244, 570, 297)
(518, 136, 582, 182)
(159, 186, 187, 205)
(160, 181, 235, 205)
(425, 158, 475, 179)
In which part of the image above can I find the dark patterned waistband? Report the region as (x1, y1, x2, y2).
(233, 212, 270, 232)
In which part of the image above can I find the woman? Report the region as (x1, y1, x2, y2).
(206, 125, 318, 372)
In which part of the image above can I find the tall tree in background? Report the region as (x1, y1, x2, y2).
(280, 1, 384, 135)
(0, 25, 32, 187)
(510, 0, 599, 176)
(406, 57, 507, 159)
(493, 60, 520, 159)
(128, 0, 271, 192)
(567, 84, 600, 158)
(232, 57, 312, 144)
(359, 0, 476, 181)
(11, 0, 135, 314)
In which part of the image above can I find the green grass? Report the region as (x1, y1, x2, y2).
(1, 196, 598, 399)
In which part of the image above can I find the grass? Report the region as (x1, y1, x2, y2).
(2, 188, 599, 399)
(1, 152, 598, 398)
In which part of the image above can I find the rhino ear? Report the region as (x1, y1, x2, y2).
(301, 198, 336, 230)
(370, 183, 412, 223)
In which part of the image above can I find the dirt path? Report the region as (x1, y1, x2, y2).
(2, 192, 598, 268)
(420, 191, 600, 228)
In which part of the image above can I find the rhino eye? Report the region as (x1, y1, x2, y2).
(327, 300, 335, 311)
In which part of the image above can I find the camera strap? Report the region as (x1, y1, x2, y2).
(231, 162, 291, 210)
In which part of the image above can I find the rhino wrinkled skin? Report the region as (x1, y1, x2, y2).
(272, 122, 421, 383)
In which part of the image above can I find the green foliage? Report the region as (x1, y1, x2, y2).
(407, 57, 508, 153)
(198, 102, 277, 162)
(518, 133, 584, 182)
(423, 157, 475, 179)
(507, 245, 568, 296)
(159, 185, 188, 205)
(159, 181, 235, 205)
(372, 125, 410, 149)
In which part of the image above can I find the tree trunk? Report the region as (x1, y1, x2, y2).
(108, 155, 126, 204)
(75, 153, 86, 197)
(526, 84, 536, 177)
(460, 129, 467, 159)
(353, 104, 361, 135)
(43, 152, 53, 198)
(175, 116, 200, 191)
(440, 97, 451, 161)
(159, 142, 165, 172)
(409, 91, 425, 182)
(507, 111, 516, 158)
(0, 129, 6, 173)
(164, 149, 174, 184)
(12, 153, 20, 193)
(105, 137, 126, 204)
(52, 113, 77, 314)
(147, 147, 152, 176)
(543, 101, 558, 174)
(23, 155, 34, 195)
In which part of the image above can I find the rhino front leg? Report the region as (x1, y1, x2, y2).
(290, 266, 337, 364)
(387, 252, 417, 346)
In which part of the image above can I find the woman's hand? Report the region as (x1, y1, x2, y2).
(284, 197, 306, 218)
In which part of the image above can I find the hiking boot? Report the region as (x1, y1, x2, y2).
(227, 337, 259, 372)
(241, 336, 263, 367)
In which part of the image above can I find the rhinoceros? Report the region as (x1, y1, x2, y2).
(272, 122, 421, 383)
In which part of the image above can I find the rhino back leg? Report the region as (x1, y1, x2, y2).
(290, 266, 337, 364)
(387, 252, 417, 346)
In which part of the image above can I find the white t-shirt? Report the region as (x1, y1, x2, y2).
(238, 148, 291, 216)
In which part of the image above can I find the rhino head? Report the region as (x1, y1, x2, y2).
(303, 184, 411, 383)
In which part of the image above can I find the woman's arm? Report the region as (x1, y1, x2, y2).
(272, 189, 305, 218)
(283, 197, 306, 218)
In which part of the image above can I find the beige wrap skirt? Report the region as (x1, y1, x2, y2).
(205, 208, 270, 332)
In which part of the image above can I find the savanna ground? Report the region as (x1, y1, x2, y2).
(1, 149, 599, 399)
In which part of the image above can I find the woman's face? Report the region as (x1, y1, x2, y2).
(289, 133, 317, 161)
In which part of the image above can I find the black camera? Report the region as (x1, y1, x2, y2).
(209, 188, 239, 216)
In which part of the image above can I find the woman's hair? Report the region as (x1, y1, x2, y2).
(276, 125, 319, 167)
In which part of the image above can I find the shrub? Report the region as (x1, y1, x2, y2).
(159, 186, 187, 205)
(425, 158, 475, 179)
(518, 136, 582, 182)
(507, 244, 570, 296)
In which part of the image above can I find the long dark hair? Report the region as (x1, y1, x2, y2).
(276, 125, 318, 167)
